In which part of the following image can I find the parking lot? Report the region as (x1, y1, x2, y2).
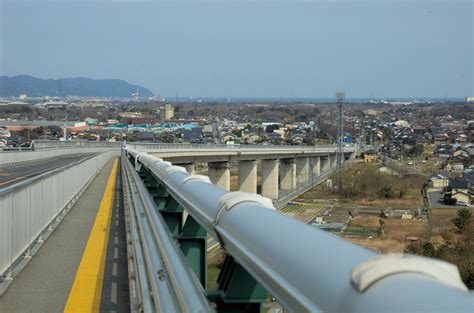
(427, 190, 472, 209)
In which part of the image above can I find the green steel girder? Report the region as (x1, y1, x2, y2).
(131, 158, 268, 310)
(180, 215, 208, 288)
(211, 255, 267, 313)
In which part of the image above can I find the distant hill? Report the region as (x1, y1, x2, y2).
(0, 75, 154, 98)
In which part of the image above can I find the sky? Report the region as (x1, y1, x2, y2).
(0, 0, 472, 98)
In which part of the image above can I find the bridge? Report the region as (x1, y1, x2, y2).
(0, 141, 471, 312)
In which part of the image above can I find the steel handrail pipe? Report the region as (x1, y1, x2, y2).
(124, 163, 181, 312)
(128, 150, 473, 313)
(124, 157, 214, 313)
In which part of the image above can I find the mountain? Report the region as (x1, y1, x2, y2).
(0, 75, 154, 98)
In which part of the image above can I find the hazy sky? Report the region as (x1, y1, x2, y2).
(1, 0, 472, 98)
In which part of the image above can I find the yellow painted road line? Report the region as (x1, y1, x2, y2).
(64, 159, 118, 313)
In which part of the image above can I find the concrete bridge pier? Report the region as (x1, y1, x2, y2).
(321, 156, 330, 173)
(329, 154, 336, 168)
(177, 163, 195, 174)
(297, 157, 309, 184)
(261, 159, 279, 200)
(238, 160, 257, 193)
(312, 156, 320, 177)
(208, 161, 230, 191)
(280, 158, 296, 191)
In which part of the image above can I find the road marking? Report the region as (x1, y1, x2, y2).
(64, 159, 118, 313)
(111, 282, 117, 304)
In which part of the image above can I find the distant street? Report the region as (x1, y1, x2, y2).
(0, 153, 96, 188)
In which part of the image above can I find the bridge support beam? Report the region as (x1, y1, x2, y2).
(280, 158, 296, 191)
(208, 161, 230, 191)
(312, 156, 321, 177)
(238, 160, 257, 193)
(297, 157, 309, 184)
(261, 159, 279, 200)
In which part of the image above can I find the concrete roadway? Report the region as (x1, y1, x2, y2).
(0, 153, 97, 188)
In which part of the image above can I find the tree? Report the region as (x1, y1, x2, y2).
(452, 208, 472, 234)
(265, 124, 279, 133)
(444, 194, 457, 205)
(377, 219, 385, 236)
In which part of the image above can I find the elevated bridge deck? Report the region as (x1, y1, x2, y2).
(0, 142, 471, 313)
(0, 158, 129, 312)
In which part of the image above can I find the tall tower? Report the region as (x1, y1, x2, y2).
(336, 91, 345, 170)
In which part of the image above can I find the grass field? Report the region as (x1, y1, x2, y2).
(280, 202, 327, 223)
(208, 264, 220, 290)
(280, 203, 308, 214)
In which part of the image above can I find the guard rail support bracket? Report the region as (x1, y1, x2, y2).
(141, 170, 183, 237)
(212, 254, 267, 313)
(351, 253, 469, 293)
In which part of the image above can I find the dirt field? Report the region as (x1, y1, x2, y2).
(346, 237, 406, 253)
(340, 209, 461, 253)
(429, 208, 457, 234)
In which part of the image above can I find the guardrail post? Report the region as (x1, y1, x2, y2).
(209, 255, 267, 313)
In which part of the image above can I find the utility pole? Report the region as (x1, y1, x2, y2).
(335, 91, 345, 191)
(336, 91, 345, 170)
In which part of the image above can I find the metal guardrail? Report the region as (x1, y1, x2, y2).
(122, 155, 214, 312)
(0, 150, 117, 294)
(0, 147, 119, 166)
(32, 139, 356, 153)
(33, 140, 123, 149)
(0, 146, 34, 152)
(125, 149, 473, 313)
(127, 142, 341, 151)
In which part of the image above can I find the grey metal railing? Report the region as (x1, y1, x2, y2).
(32, 139, 356, 153)
(0, 150, 117, 294)
(122, 156, 214, 312)
(125, 149, 473, 313)
(33, 140, 123, 149)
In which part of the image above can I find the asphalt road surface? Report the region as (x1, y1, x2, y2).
(0, 153, 97, 188)
(427, 190, 472, 209)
